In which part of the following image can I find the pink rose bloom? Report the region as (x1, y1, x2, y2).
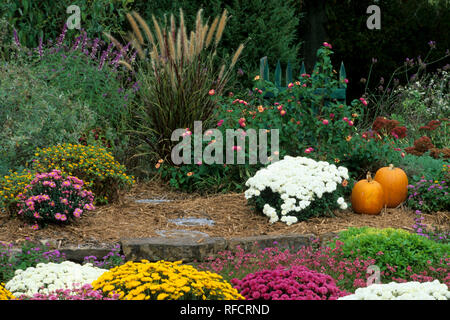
(217, 119, 224, 127)
(322, 119, 329, 125)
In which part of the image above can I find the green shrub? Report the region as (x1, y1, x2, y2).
(397, 153, 449, 184)
(0, 239, 65, 284)
(31, 144, 135, 205)
(0, 169, 35, 215)
(0, 0, 130, 49)
(330, 227, 450, 279)
(407, 178, 449, 213)
(324, 0, 450, 103)
(29, 32, 137, 164)
(0, 62, 97, 175)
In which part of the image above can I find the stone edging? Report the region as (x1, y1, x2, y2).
(8, 233, 339, 264)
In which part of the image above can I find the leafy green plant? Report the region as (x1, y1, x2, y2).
(329, 227, 450, 279)
(29, 30, 137, 164)
(0, 62, 97, 175)
(0, 169, 35, 215)
(0, 0, 131, 49)
(397, 153, 449, 184)
(0, 239, 65, 283)
(407, 178, 449, 213)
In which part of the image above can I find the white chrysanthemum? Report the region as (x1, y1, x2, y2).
(5, 261, 108, 297)
(339, 280, 450, 300)
(245, 156, 349, 225)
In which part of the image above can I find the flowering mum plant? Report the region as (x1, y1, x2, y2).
(16, 169, 95, 228)
(338, 280, 449, 300)
(32, 144, 135, 204)
(245, 156, 350, 224)
(0, 169, 35, 215)
(230, 265, 348, 300)
(0, 283, 14, 300)
(92, 260, 244, 300)
(5, 261, 107, 297)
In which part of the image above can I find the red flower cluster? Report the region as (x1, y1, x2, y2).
(419, 120, 441, 131)
(405, 136, 450, 159)
(371, 117, 407, 139)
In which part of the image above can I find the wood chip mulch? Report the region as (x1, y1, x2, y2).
(0, 181, 448, 247)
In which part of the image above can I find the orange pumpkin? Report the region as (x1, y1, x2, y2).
(351, 172, 385, 215)
(374, 164, 408, 208)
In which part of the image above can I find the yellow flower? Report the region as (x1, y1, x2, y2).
(254, 75, 260, 81)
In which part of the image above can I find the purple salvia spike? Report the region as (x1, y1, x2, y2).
(57, 24, 68, 46)
(38, 37, 43, 57)
(13, 28, 21, 48)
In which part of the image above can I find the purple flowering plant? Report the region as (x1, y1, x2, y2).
(412, 210, 449, 244)
(407, 178, 449, 213)
(16, 169, 95, 229)
(1, 238, 65, 283)
(83, 244, 126, 269)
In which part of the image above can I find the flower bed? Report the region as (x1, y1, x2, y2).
(338, 280, 450, 300)
(5, 261, 107, 297)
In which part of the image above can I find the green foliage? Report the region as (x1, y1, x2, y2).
(0, 62, 97, 175)
(0, 0, 131, 49)
(0, 169, 35, 215)
(30, 39, 136, 164)
(330, 227, 450, 279)
(407, 177, 450, 213)
(325, 0, 450, 103)
(329, 134, 403, 180)
(129, 0, 302, 91)
(397, 153, 450, 184)
(0, 239, 65, 283)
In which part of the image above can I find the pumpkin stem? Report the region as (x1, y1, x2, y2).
(366, 171, 372, 182)
(389, 163, 394, 170)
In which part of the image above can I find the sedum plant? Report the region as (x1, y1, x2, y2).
(120, 8, 244, 165)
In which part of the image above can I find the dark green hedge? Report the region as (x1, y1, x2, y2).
(1, 0, 302, 90)
(323, 0, 450, 100)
